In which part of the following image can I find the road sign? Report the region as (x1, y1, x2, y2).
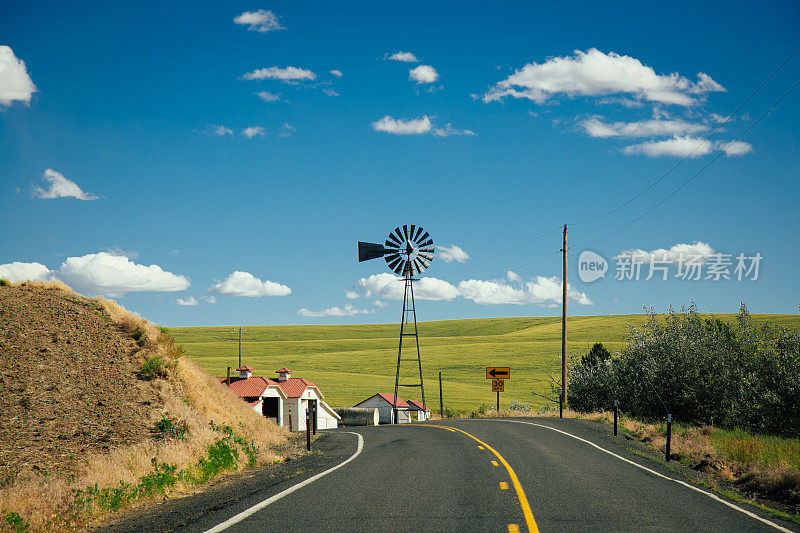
(492, 379, 504, 392)
(486, 367, 510, 379)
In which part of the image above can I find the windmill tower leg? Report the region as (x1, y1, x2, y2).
(392, 271, 410, 423)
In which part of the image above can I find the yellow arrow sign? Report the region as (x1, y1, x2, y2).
(486, 367, 510, 379)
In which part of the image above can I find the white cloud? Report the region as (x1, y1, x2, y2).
(208, 271, 291, 298)
(615, 241, 716, 264)
(330, 69, 342, 77)
(580, 117, 709, 138)
(323, 88, 339, 97)
(506, 270, 520, 282)
(622, 136, 753, 158)
(345, 290, 359, 299)
(256, 91, 280, 102)
(0, 46, 36, 106)
(436, 244, 469, 263)
(458, 274, 592, 306)
(433, 124, 475, 137)
(176, 296, 199, 306)
(233, 9, 285, 33)
(387, 51, 418, 63)
(719, 140, 753, 157)
(0, 262, 54, 283)
(57, 252, 190, 297)
(484, 48, 724, 107)
(32, 169, 97, 200)
(622, 136, 714, 158)
(297, 304, 374, 318)
(201, 124, 233, 136)
(279, 122, 296, 137)
(350, 272, 458, 301)
(372, 115, 432, 135)
(202, 295, 216, 304)
(240, 66, 316, 82)
(409, 65, 438, 84)
(374, 300, 387, 308)
(242, 126, 266, 138)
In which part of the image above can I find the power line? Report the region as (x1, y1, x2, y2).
(576, 77, 800, 250)
(568, 42, 800, 228)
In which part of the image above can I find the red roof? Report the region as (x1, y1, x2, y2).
(228, 376, 273, 398)
(407, 400, 430, 411)
(237, 365, 253, 372)
(276, 378, 320, 399)
(247, 399, 262, 408)
(275, 367, 292, 374)
(375, 393, 409, 408)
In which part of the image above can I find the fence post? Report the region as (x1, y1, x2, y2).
(666, 413, 672, 462)
(613, 399, 618, 436)
(226, 366, 231, 387)
(306, 406, 312, 450)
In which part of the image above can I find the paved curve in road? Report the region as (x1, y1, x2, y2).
(186, 418, 797, 533)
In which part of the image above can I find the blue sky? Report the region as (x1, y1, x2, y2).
(1, 1, 799, 326)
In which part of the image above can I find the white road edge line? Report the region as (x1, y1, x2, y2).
(204, 431, 365, 533)
(494, 419, 792, 533)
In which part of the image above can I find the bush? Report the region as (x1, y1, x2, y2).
(2, 510, 28, 532)
(153, 416, 188, 440)
(138, 355, 168, 380)
(508, 401, 532, 412)
(0, 279, 10, 287)
(567, 303, 800, 437)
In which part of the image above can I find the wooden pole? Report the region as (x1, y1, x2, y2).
(439, 372, 444, 417)
(238, 327, 242, 369)
(561, 224, 568, 415)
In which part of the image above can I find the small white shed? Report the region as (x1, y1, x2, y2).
(407, 400, 431, 421)
(354, 393, 412, 424)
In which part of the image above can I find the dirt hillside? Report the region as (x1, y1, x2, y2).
(0, 283, 162, 483)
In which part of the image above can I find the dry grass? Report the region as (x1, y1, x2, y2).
(0, 283, 289, 531)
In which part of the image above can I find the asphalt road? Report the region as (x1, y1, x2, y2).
(177, 418, 796, 533)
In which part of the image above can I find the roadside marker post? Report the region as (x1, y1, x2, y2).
(666, 413, 672, 462)
(439, 371, 444, 418)
(613, 399, 619, 436)
(312, 402, 318, 435)
(306, 407, 312, 450)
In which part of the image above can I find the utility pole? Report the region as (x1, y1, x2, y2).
(561, 224, 568, 415)
(238, 326, 242, 369)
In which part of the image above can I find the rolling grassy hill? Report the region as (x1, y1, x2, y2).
(170, 313, 800, 413)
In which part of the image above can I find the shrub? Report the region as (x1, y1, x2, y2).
(508, 401, 532, 412)
(138, 355, 167, 380)
(153, 416, 188, 440)
(1, 510, 28, 532)
(0, 279, 10, 287)
(567, 303, 800, 437)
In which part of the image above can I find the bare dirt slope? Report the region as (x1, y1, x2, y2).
(0, 283, 161, 483)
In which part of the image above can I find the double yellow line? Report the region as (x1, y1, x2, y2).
(421, 424, 539, 533)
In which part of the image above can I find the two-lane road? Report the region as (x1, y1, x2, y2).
(185, 418, 796, 533)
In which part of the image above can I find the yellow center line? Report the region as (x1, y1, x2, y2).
(491, 460, 499, 467)
(508, 525, 520, 532)
(478, 445, 485, 450)
(417, 424, 539, 533)
(499, 482, 509, 490)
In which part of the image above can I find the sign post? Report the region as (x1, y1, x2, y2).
(486, 367, 510, 412)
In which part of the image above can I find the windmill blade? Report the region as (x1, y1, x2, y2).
(385, 242, 400, 253)
(418, 238, 433, 248)
(393, 260, 407, 275)
(402, 225, 409, 241)
(383, 253, 401, 265)
(409, 225, 416, 242)
(386, 232, 402, 246)
(387, 256, 404, 272)
(413, 226, 424, 241)
(418, 253, 433, 262)
(412, 258, 424, 274)
(358, 242, 387, 262)
(416, 232, 430, 246)
(393, 227, 405, 244)
(418, 248, 434, 254)
(417, 255, 431, 268)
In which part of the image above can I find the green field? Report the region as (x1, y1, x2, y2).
(170, 314, 800, 413)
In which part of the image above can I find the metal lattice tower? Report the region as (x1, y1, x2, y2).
(358, 225, 434, 423)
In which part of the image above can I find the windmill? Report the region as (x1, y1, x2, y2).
(358, 225, 434, 423)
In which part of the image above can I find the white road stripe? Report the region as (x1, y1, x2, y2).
(491, 419, 792, 533)
(204, 432, 365, 533)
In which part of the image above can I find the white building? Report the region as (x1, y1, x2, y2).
(407, 400, 431, 421)
(354, 393, 412, 424)
(220, 366, 340, 431)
